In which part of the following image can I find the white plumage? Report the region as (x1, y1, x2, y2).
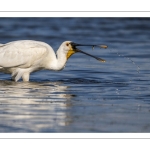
(0, 40, 106, 82)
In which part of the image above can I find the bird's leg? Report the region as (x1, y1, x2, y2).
(22, 72, 30, 82)
(11, 74, 20, 82)
(11, 69, 27, 82)
(11, 75, 16, 81)
(11, 71, 17, 81)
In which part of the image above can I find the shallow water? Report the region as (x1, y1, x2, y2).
(0, 18, 150, 132)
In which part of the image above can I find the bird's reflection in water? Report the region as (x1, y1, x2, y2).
(0, 80, 74, 132)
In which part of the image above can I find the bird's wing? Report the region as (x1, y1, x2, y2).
(0, 40, 50, 68)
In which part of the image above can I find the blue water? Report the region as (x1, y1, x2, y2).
(0, 18, 150, 132)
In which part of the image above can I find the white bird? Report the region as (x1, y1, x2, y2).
(0, 40, 107, 82)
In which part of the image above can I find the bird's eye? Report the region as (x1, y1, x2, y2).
(66, 43, 69, 46)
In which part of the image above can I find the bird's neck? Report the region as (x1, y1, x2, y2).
(48, 50, 67, 71)
(56, 50, 67, 70)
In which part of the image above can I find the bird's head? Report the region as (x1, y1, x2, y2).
(59, 41, 107, 62)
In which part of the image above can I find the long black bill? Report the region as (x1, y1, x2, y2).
(71, 42, 106, 62)
(71, 42, 108, 49)
(75, 48, 106, 62)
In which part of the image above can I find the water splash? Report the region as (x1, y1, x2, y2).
(116, 51, 140, 74)
(115, 88, 120, 97)
(108, 47, 142, 97)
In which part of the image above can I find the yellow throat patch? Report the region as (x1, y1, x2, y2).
(66, 50, 76, 60)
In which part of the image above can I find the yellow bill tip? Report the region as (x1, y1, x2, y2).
(97, 58, 106, 62)
(100, 45, 108, 49)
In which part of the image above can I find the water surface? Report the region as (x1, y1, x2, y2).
(0, 18, 150, 132)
